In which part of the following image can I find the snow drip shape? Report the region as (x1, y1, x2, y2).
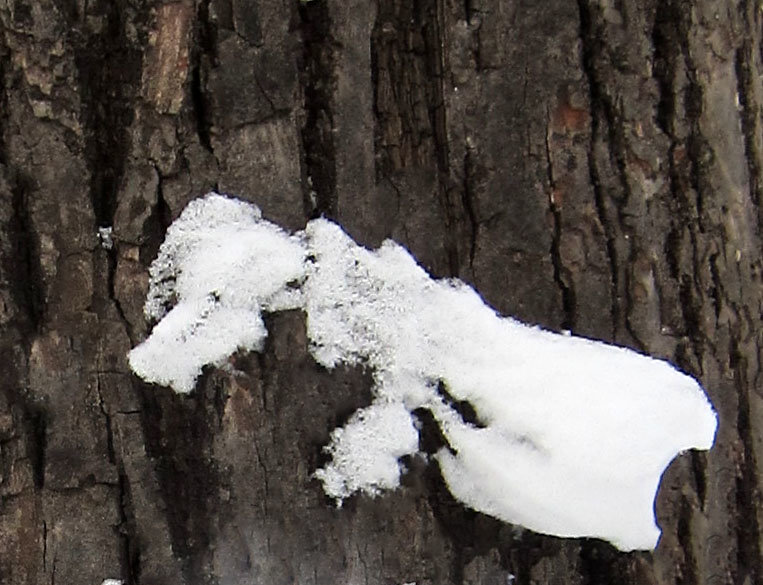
(129, 192, 718, 551)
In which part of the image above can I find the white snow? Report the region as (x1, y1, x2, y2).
(98, 226, 114, 250)
(314, 400, 419, 500)
(129, 192, 718, 551)
(101, 580, 123, 585)
(129, 194, 305, 392)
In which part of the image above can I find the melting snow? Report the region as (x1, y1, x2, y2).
(129, 193, 717, 551)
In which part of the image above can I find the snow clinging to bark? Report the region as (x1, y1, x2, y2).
(129, 192, 717, 551)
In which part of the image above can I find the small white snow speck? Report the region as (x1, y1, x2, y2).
(98, 226, 114, 250)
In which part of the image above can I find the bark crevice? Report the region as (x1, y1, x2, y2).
(675, 498, 700, 585)
(193, 0, 215, 154)
(137, 381, 219, 582)
(117, 465, 141, 585)
(299, 0, 337, 220)
(8, 174, 44, 334)
(732, 337, 762, 585)
(545, 115, 576, 331)
(734, 36, 763, 215)
(576, 0, 620, 340)
(69, 1, 143, 229)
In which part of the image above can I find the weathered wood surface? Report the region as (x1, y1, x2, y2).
(0, 1, 760, 583)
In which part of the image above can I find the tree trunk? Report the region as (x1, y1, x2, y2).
(0, 1, 760, 584)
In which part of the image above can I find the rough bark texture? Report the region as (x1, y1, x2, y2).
(0, 1, 761, 584)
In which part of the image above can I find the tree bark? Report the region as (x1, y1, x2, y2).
(0, 1, 760, 584)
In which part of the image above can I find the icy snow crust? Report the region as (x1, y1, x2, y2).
(129, 193, 718, 551)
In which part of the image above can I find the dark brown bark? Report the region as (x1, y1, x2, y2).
(0, 1, 760, 584)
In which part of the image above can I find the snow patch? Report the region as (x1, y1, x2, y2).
(315, 400, 419, 500)
(129, 192, 717, 551)
(129, 194, 305, 393)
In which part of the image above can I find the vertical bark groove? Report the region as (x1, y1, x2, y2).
(68, 1, 143, 228)
(734, 0, 763, 222)
(116, 468, 140, 585)
(577, 0, 622, 341)
(192, 0, 215, 155)
(546, 124, 577, 331)
(299, 0, 337, 219)
(733, 339, 762, 585)
(9, 177, 44, 333)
